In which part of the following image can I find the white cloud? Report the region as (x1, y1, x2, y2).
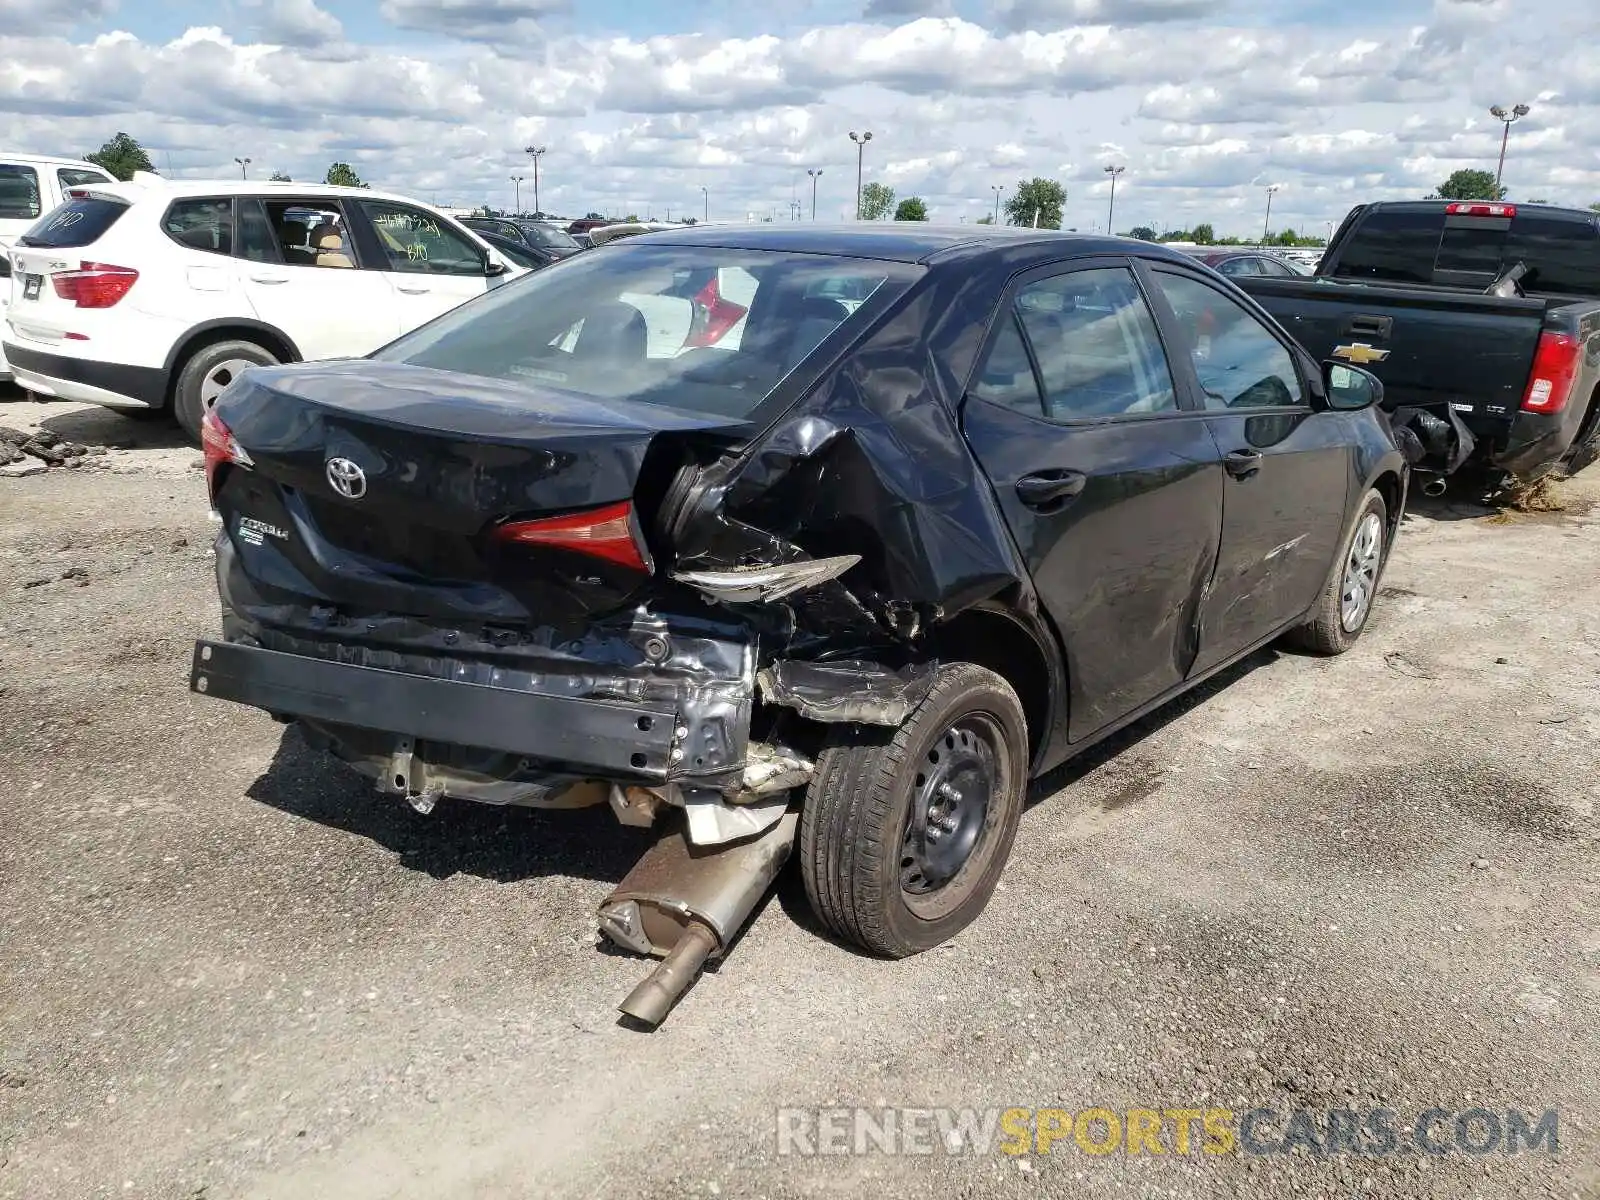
(0, 1, 1589, 238)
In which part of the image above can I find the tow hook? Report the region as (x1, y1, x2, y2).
(597, 810, 798, 1027)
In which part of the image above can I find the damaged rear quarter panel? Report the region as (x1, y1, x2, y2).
(670, 250, 1072, 761)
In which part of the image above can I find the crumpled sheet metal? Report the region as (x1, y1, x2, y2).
(757, 658, 938, 725)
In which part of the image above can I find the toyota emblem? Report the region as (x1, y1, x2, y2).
(325, 457, 367, 499)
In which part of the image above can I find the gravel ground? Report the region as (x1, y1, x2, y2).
(3, 399, 1600, 1199)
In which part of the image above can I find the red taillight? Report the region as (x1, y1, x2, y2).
(1444, 202, 1516, 218)
(685, 276, 748, 348)
(52, 262, 138, 309)
(493, 500, 653, 572)
(1521, 331, 1583, 414)
(201, 407, 251, 492)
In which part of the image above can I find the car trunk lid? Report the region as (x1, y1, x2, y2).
(210, 360, 746, 625)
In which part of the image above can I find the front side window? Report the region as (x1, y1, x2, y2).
(1010, 268, 1177, 421)
(374, 245, 917, 423)
(163, 198, 233, 256)
(361, 201, 484, 275)
(1153, 271, 1303, 410)
(0, 165, 40, 221)
(1217, 257, 1260, 277)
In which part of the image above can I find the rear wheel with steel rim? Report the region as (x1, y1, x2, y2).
(172, 339, 279, 446)
(1287, 487, 1389, 655)
(800, 662, 1027, 958)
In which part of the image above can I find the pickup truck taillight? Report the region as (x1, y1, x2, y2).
(1444, 202, 1517, 218)
(1521, 332, 1583, 415)
(52, 262, 138, 309)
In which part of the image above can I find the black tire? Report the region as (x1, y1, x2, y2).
(172, 339, 278, 444)
(1286, 488, 1387, 655)
(799, 662, 1027, 958)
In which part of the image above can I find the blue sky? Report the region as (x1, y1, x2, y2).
(2, 0, 1591, 235)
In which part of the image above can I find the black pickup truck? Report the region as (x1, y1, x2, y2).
(1232, 201, 1600, 488)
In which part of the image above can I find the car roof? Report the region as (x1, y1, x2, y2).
(601, 222, 1196, 265)
(67, 176, 448, 211)
(0, 152, 111, 170)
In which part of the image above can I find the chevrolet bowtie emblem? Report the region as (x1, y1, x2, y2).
(1332, 342, 1390, 365)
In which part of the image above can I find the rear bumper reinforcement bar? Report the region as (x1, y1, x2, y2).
(189, 639, 679, 779)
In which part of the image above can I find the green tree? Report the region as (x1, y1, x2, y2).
(1003, 178, 1065, 229)
(269, 170, 292, 182)
(1430, 168, 1505, 201)
(859, 181, 895, 221)
(893, 196, 929, 221)
(975, 214, 994, 225)
(1127, 225, 1158, 241)
(85, 132, 155, 181)
(1190, 222, 1215, 245)
(324, 162, 368, 188)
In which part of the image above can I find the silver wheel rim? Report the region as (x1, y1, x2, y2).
(1340, 512, 1383, 632)
(199, 359, 258, 410)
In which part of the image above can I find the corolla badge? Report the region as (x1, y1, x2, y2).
(326, 457, 367, 499)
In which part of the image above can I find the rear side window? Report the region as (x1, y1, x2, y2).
(0, 165, 40, 220)
(58, 168, 110, 190)
(17, 196, 129, 248)
(1506, 214, 1600, 297)
(1328, 209, 1444, 283)
(163, 198, 234, 256)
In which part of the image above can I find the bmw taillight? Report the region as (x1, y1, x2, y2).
(492, 500, 653, 572)
(52, 262, 138, 309)
(201, 407, 252, 493)
(1521, 331, 1583, 415)
(685, 276, 748, 348)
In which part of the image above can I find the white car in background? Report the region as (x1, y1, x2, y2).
(0, 152, 116, 381)
(3, 176, 526, 440)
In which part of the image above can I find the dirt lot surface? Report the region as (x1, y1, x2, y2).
(4, 397, 1600, 1199)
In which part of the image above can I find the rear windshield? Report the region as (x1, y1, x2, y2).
(519, 222, 580, 251)
(18, 196, 129, 248)
(375, 245, 920, 422)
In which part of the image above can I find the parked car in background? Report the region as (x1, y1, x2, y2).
(459, 216, 582, 261)
(189, 224, 1404, 1025)
(1232, 201, 1600, 487)
(0, 152, 115, 381)
(472, 228, 556, 271)
(3, 177, 526, 440)
(1175, 247, 1308, 279)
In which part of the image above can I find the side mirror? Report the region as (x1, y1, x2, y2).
(485, 258, 508, 278)
(1321, 360, 1383, 411)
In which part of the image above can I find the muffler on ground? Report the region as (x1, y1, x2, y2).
(597, 809, 798, 1026)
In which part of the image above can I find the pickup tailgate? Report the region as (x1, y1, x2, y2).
(1237, 275, 1546, 428)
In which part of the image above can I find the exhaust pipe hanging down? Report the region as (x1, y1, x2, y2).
(597, 810, 799, 1026)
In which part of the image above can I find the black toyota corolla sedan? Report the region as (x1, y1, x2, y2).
(192, 225, 1406, 1024)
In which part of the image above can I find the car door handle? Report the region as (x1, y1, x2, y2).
(1224, 449, 1263, 480)
(248, 273, 290, 285)
(1015, 470, 1087, 509)
(1342, 313, 1392, 339)
(397, 284, 431, 295)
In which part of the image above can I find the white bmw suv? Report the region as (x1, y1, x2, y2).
(4, 176, 527, 440)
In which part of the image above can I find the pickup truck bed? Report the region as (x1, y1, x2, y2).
(1233, 201, 1600, 484)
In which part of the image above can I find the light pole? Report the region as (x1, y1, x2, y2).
(1104, 164, 1124, 232)
(701, 185, 708, 223)
(807, 168, 823, 220)
(510, 175, 524, 216)
(991, 184, 1004, 224)
(849, 130, 872, 220)
(234, 156, 250, 180)
(524, 144, 546, 216)
(1262, 184, 1279, 244)
(1489, 103, 1530, 194)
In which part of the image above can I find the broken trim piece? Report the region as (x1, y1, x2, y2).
(758, 658, 937, 726)
(672, 554, 862, 604)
